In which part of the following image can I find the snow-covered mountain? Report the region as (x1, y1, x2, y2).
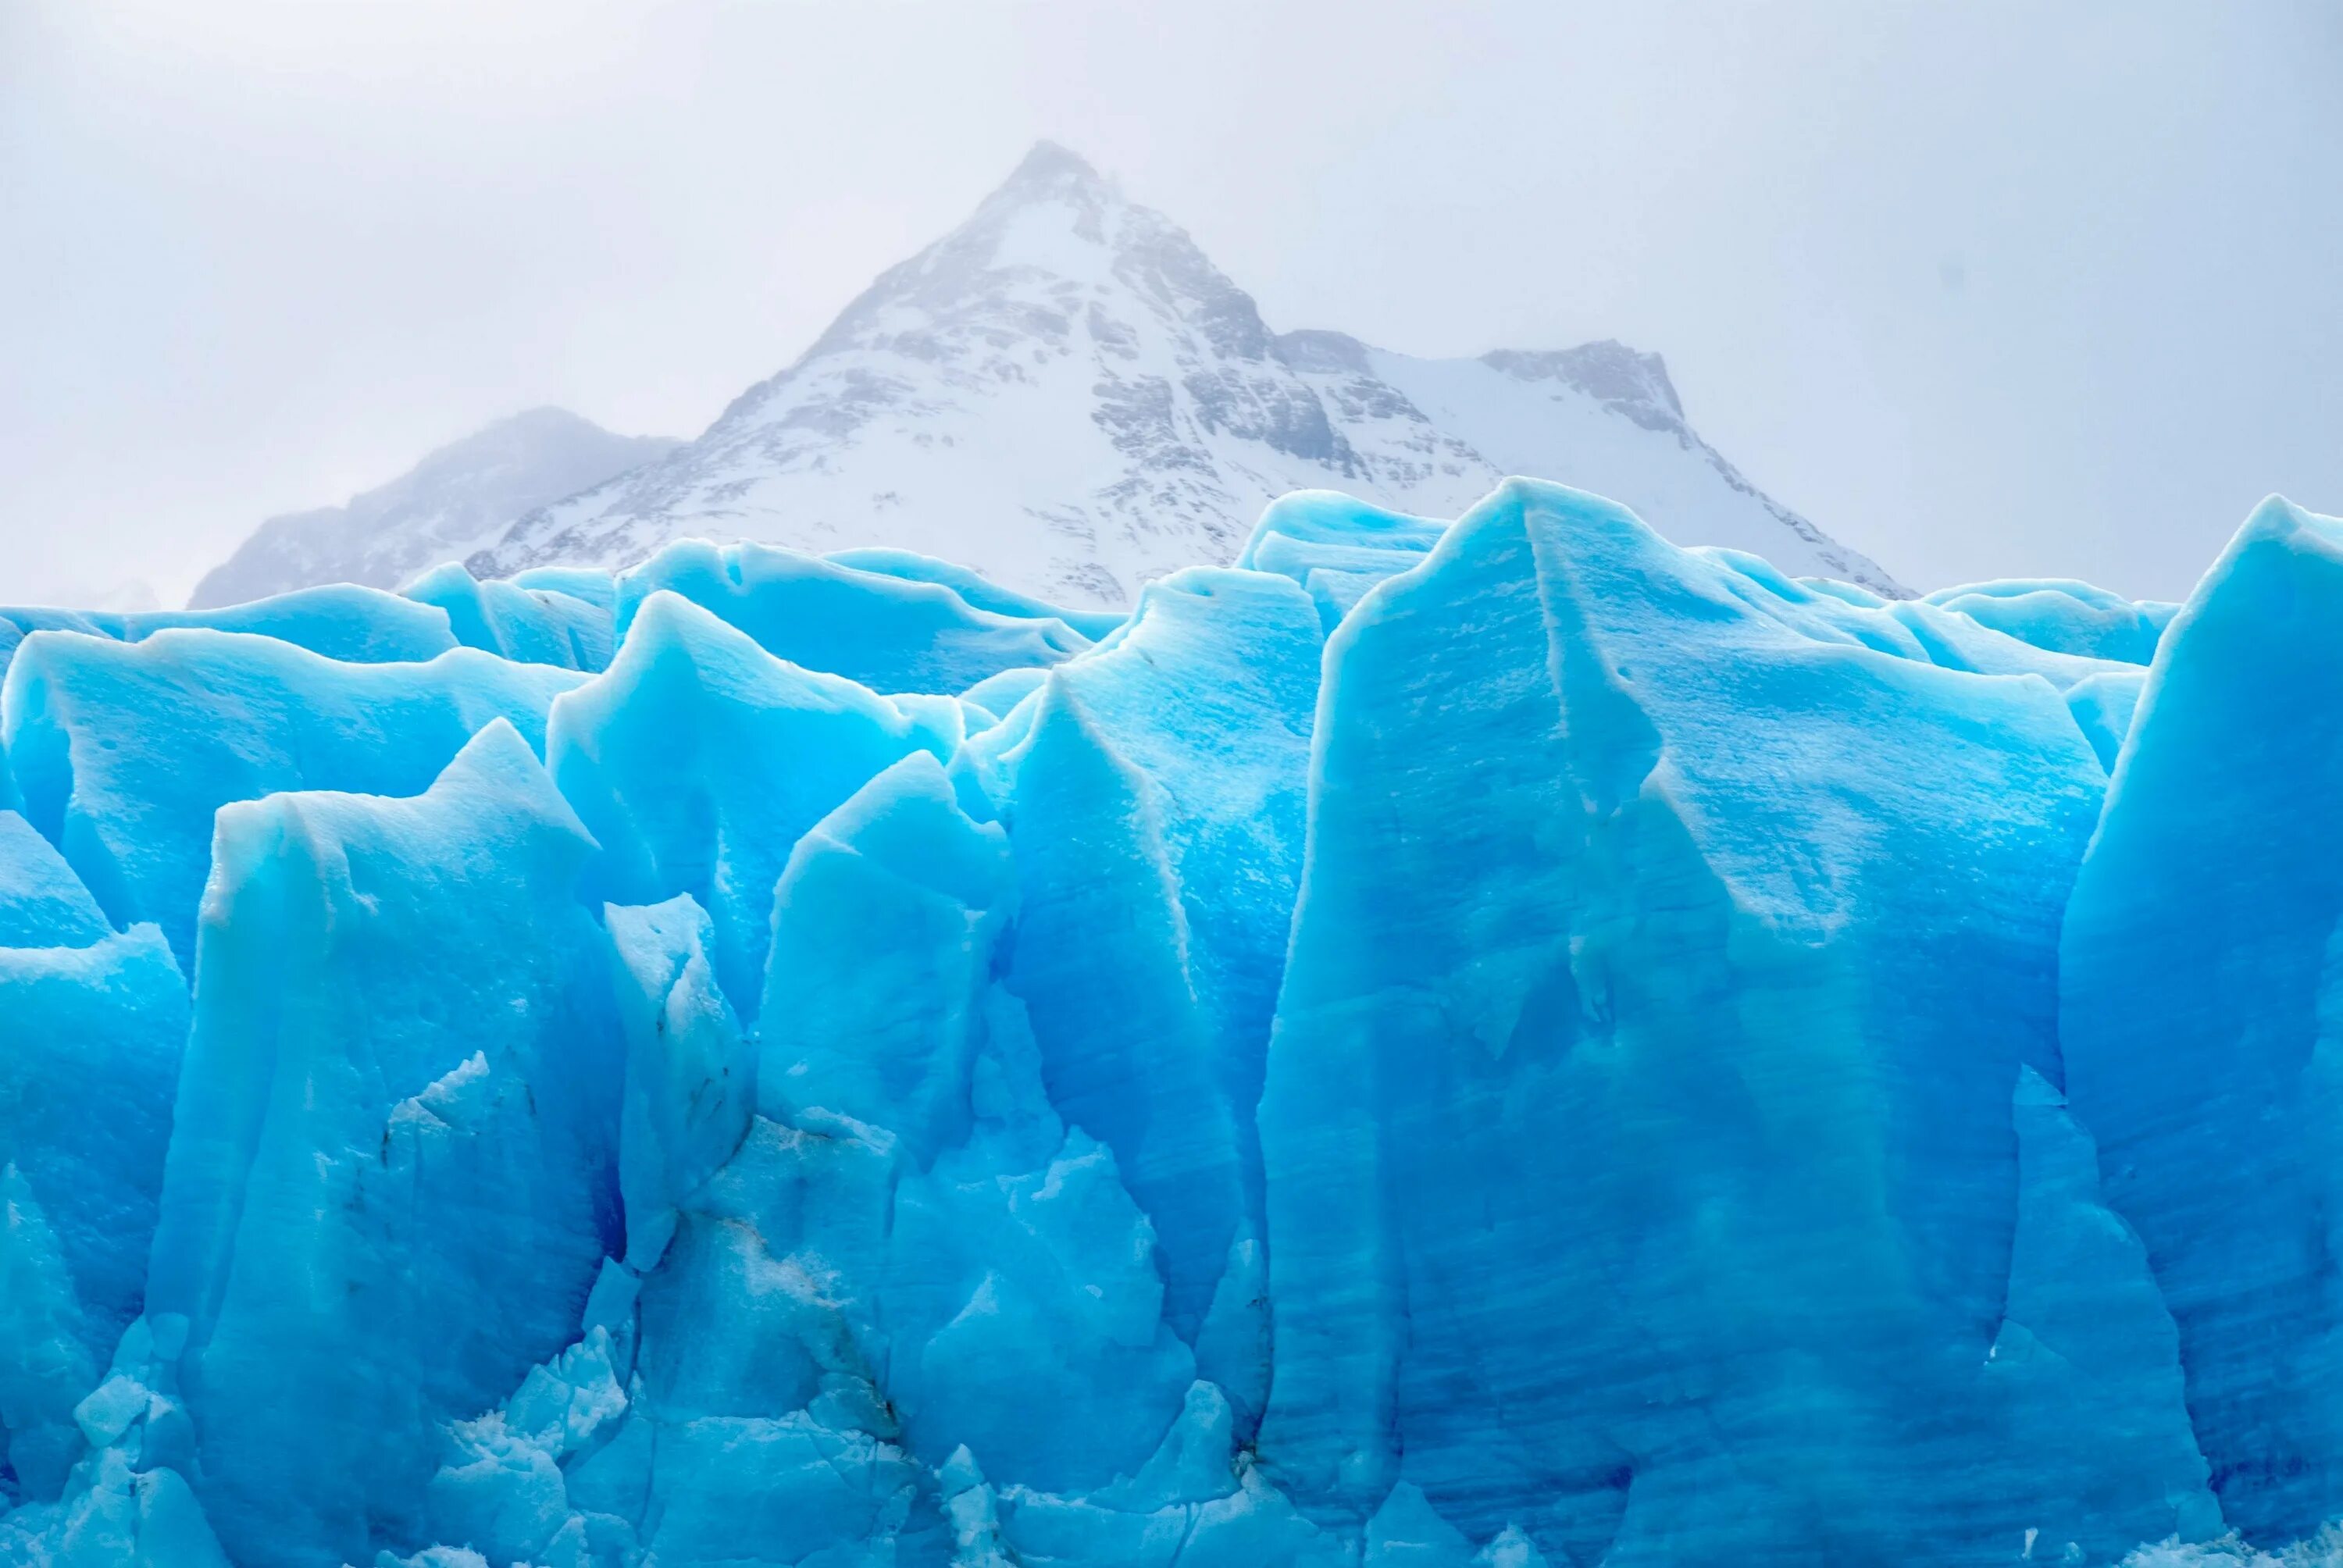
(191, 408, 678, 609)
(469, 142, 1900, 603)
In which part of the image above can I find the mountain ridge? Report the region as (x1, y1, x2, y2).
(203, 142, 1901, 608)
(190, 408, 679, 610)
(470, 142, 1899, 602)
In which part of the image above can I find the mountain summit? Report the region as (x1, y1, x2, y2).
(467, 144, 1899, 602)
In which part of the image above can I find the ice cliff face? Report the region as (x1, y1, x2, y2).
(191, 409, 679, 611)
(455, 143, 1898, 604)
(8, 477, 2323, 1568)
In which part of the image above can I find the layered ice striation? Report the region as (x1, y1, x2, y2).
(0, 485, 2327, 1566)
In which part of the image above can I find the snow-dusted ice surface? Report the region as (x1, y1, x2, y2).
(0, 480, 2332, 1566)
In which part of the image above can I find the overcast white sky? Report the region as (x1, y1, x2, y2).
(2, 1, 2337, 606)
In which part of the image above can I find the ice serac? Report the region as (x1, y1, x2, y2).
(1237, 490, 1445, 630)
(604, 894, 753, 1269)
(402, 563, 615, 672)
(0, 822, 186, 1499)
(1, 584, 459, 684)
(142, 722, 622, 1568)
(2064, 669, 2148, 772)
(511, 565, 619, 611)
(412, 752, 1212, 1566)
(756, 753, 1010, 1166)
(1992, 1067, 2218, 1548)
(2061, 497, 2343, 1548)
(825, 547, 1127, 641)
(0, 810, 110, 950)
(1924, 579, 2179, 666)
(610, 540, 1094, 695)
(1254, 480, 2184, 1563)
(0, 629, 584, 970)
(545, 590, 951, 1018)
(761, 753, 1194, 1499)
(965, 565, 1321, 1425)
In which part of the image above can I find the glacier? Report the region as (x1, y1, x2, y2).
(454, 143, 1902, 608)
(0, 478, 2330, 1566)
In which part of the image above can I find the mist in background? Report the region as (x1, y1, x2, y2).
(2, 0, 2336, 607)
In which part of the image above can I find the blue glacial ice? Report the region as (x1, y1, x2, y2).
(0, 585, 461, 683)
(0, 489, 2338, 1566)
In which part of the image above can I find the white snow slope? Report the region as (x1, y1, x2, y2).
(467, 143, 1900, 605)
(191, 408, 679, 609)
